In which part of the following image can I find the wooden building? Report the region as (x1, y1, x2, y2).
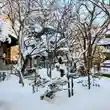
(0, 15, 19, 65)
(0, 35, 18, 64)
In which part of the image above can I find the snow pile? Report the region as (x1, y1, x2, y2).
(0, 73, 110, 110)
(34, 24, 43, 33)
(0, 101, 20, 110)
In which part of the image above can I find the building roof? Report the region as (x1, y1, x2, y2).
(97, 38, 110, 45)
(103, 60, 110, 64)
(0, 15, 18, 46)
(8, 35, 18, 46)
(0, 15, 17, 38)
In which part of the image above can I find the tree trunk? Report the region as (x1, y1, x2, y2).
(71, 78, 74, 96)
(18, 70, 24, 86)
(87, 69, 91, 89)
(21, 55, 30, 74)
(47, 62, 49, 76)
(49, 61, 52, 78)
(30, 57, 32, 68)
(83, 52, 87, 68)
(67, 75, 71, 97)
(17, 44, 25, 86)
(83, 38, 87, 68)
(87, 33, 92, 89)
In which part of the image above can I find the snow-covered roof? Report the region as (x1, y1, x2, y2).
(102, 60, 110, 64)
(101, 60, 110, 67)
(106, 30, 110, 34)
(0, 15, 17, 42)
(97, 38, 110, 45)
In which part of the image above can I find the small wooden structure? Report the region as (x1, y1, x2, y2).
(0, 15, 19, 66)
(0, 34, 18, 65)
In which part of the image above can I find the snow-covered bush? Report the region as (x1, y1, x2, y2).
(40, 77, 68, 100)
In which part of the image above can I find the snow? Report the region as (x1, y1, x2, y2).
(100, 67, 110, 74)
(58, 47, 69, 52)
(39, 68, 66, 79)
(22, 27, 65, 57)
(106, 30, 110, 34)
(0, 72, 110, 110)
(34, 24, 43, 33)
(0, 15, 16, 43)
(97, 38, 110, 45)
(100, 60, 110, 74)
(102, 60, 110, 64)
(0, 21, 11, 43)
(100, 60, 110, 67)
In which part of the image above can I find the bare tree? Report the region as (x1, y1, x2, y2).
(2, 0, 109, 90)
(71, 0, 110, 89)
(1, 0, 43, 86)
(28, 0, 75, 78)
(1, 0, 74, 80)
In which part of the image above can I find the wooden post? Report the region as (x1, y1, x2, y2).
(71, 77, 74, 96)
(67, 75, 71, 97)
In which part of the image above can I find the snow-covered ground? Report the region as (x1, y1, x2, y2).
(0, 73, 110, 110)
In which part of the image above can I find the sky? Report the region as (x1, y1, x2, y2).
(103, 0, 110, 4)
